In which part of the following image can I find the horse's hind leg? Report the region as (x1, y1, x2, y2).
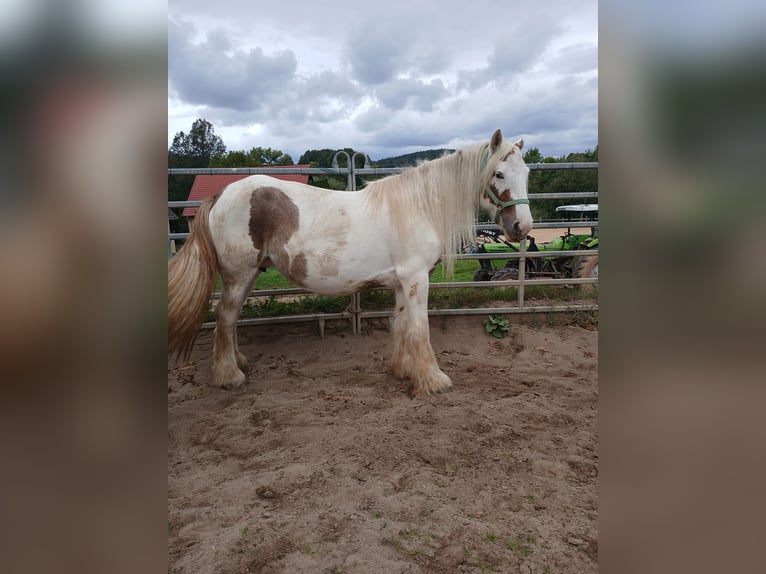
(213, 264, 260, 389)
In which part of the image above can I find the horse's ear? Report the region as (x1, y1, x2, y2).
(490, 129, 503, 154)
(514, 138, 524, 150)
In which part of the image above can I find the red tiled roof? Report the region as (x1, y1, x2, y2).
(181, 167, 310, 216)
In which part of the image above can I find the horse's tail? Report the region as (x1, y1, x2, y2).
(168, 195, 220, 362)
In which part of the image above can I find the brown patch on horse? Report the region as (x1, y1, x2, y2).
(409, 282, 419, 299)
(316, 251, 341, 278)
(485, 183, 513, 210)
(248, 186, 307, 282)
(489, 182, 512, 202)
(248, 186, 300, 250)
(289, 252, 308, 282)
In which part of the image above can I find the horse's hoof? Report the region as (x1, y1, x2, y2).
(410, 373, 453, 397)
(214, 368, 247, 390)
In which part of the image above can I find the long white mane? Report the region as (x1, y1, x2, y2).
(362, 139, 513, 276)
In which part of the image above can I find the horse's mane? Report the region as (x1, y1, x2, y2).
(362, 139, 512, 276)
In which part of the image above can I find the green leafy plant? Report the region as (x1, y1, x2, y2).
(484, 315, 511, 338)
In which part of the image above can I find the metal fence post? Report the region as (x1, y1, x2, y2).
(350, 153, 369, 335)
(517, 237, 527, 309)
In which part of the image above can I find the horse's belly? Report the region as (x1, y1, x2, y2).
(297, 267, 399, 296)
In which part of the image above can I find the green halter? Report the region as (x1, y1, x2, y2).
(481, 147, 530, 224)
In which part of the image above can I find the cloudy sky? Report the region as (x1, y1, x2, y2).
(168, 0, 597, 162)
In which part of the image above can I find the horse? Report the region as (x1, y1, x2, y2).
(168, 129, 533, 396)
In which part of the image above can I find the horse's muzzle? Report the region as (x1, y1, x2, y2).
(501, 215, 533, 242)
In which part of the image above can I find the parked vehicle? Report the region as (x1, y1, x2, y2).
(469, 204, 598, 282)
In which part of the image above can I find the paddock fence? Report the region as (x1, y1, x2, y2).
(168, 160, 598, 334)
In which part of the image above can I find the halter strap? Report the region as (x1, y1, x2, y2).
(481, 147, 530, 224)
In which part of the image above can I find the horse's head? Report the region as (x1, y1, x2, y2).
(481, 129, 533, 242)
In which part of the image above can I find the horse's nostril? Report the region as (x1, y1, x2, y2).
(513, 221, 521, 233)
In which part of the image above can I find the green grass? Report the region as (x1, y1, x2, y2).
(429, 259, 481, 283)
(254, 268, 294, 290)
(248, 260, 482, 289)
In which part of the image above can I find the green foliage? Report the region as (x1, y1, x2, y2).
(211, 146, 293, 167)
(298, 147, 356, 167)
(523, 147, 544, 163)
(168, 118, 227, 233)
(168, 118, 226, 168)
(484, 315, 511, 338)
(529, 146, 599, 221)
(168, 174, 194, 233)
(309, 175, 349, 190)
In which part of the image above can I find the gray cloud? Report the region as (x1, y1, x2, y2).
(545, 43, 599, 74)
(168, 18, 297, 112)
(169, 17, 365, 128)
(168, 0, 598, 160)
(458, 22, 564, 91)
(375, 78, 449, 112)
(343, 22, 412, 85)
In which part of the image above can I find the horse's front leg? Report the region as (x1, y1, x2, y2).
(233, 324, 248, 370)
(397, 274, 452, 396)
(390, 287, 411, 380)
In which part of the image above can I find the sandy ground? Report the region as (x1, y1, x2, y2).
(168, 315, 598, 573)
(529, 228, 580, 243)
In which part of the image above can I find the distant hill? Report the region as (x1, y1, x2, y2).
(372, 148, 455, 168)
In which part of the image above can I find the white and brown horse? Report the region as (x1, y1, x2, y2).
(168, 129, 532, 396)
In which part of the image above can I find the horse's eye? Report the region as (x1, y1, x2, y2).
(494, 171, 504, 180)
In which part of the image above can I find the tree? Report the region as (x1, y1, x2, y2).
(210, 147, 294, 168)
(254, 147, 293, 166)
(168, 118, 226, 168)
(299, 148, 355, 167)
(527, 148, 598, 221)
(168, 118, 227, 233)
(523, 147, 543, 164)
